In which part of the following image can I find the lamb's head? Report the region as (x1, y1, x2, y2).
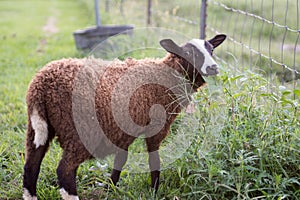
(160, 34, 226, 76)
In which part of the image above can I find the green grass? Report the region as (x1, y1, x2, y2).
(0, 0, 299, 199)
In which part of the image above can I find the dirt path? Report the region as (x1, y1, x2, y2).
(37, 15, 59, 53)
(43, 16, 59, 36)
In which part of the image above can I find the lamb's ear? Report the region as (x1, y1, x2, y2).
(160, 39, 184, 57)
(208, 34, 227, 49)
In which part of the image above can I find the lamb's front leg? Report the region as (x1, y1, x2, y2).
(110, 150, 128, 185)
(145, 136, 161, 191)
(148, 151, 160, 191)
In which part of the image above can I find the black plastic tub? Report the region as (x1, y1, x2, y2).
(73, 25, 134, 51)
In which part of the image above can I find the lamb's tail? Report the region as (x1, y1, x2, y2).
(25, 77, 51, 151)
(27, 105, 48, 149)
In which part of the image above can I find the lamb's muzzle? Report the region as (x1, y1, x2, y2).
(206, 64, 219, 76)
(23, 34, 226, 199)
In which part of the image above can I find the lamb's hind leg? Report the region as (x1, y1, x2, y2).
(23, 141, 50, 200)
(57, 151, 83, 200)
(23, 114, 54, 200)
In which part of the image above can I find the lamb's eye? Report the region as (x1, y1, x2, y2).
(186, 51, 190, 55)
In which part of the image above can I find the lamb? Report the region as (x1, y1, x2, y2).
(22, 34, 226, 200)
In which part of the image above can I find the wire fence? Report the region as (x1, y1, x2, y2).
(206, 0, 299, 84)
(91, 0, 299, 94)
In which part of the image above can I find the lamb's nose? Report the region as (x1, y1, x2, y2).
(206, 64, 219, 75)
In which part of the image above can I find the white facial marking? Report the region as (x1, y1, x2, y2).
(31, 107, 48, 149)
(23, 188, 37, 200)
(60, 188, 80, 200)
(188, 39, 218, 75)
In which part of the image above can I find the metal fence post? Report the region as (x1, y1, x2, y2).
(147, 0, 152, 25)
(105, 0, 110, 12)
(95, 0, 101, 27)
(200, 0, 208, 39)
(120, 0, 124, 15)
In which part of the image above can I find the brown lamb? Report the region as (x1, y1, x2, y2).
(23, 34, 226, 200)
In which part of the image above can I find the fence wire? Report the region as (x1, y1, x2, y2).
(93, 0, 299, 93)
(206, 0, 299, 85)
(149, 0, 300, 93)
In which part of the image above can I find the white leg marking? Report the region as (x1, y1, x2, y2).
(31, 107, 48, 149)
(60, 188, 79, 200)
(23, 188, 37, 200)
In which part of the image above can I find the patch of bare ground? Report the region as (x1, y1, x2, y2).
(37, 16, 59, 53)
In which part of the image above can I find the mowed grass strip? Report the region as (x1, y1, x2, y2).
(0, 0, 90, 199)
